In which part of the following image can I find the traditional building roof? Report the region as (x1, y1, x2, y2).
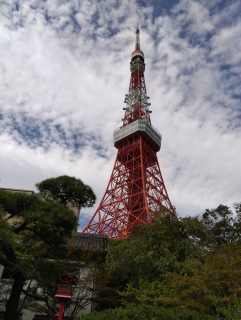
(71, 232, 109, 254)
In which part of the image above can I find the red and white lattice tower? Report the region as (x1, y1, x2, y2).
(83, 27, 177, 239)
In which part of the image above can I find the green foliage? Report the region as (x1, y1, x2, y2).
(79, 304, 219, 320)
(200, 204, 241, 245)
(0, 177, 83, 320)
(36, 175, 96, 208)
(98, 204, 241, 318)
(0, 190, 77, 262)
(217, 296, 241, 320)
(106, 216, 207, 287)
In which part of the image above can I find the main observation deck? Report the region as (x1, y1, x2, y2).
(113, 119, 162, 151)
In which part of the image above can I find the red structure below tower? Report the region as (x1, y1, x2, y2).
(83, 27, 177, 239)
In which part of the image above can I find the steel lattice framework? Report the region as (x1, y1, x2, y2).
(83, 27, 177, 239)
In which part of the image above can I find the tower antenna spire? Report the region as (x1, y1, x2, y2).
(83, 28, 177, 239)
(135, 24, 140, 51)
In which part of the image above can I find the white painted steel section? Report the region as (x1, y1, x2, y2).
(113, 120, 162, 148)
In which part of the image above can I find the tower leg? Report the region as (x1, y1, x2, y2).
(83, 136, 176, 238)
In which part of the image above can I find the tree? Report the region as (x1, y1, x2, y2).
(200, 205, 236, 245)
(0, 189, 77, 320)
(0, 174, 97, 320)
(101, 204, 241, 317)
(79, 304, 219, 320)
(93, 216, 205, 313)
(36, 175, 96, 209)
(105, 215, 206, 287)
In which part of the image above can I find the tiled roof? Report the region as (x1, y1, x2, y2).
(70, 232, 109, 254)
(0, 187, 34, 194)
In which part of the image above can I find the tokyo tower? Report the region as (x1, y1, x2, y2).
(83, 27, 177, 239)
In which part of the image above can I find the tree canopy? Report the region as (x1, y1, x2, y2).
(36, 175, 96, 209)
(81, 203, 241, 320)
(0, 175, 96, 320)
(0, 189, 77, 320)
(79, 304, 219, 320)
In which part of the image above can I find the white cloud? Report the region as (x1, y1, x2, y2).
(0, 0, 241, 229)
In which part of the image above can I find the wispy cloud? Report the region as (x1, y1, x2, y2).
(0, 0, 240, 228)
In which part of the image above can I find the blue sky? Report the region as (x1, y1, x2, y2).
(0, 0, 241, 229)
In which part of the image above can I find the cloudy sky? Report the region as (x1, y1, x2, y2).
(1, 0, 241, 229)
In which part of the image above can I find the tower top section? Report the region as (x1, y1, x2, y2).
(131, 25, 145, 69)
(119, 27, 150, 128)
(135, 25, 140, 50)
(114, 26, 158, 149)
